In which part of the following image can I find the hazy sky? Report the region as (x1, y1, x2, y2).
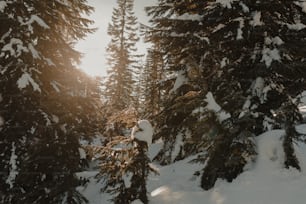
(76, 0, 156, 77)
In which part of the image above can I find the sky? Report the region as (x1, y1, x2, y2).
(76, 0, 156, 77)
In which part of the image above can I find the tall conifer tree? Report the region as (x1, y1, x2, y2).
(147, 0, 306, 190)
(141, 45, 164, 118)
(104, 0, 140, 112)
(0, 0, 100, 203)
(146, 0, 210, 164)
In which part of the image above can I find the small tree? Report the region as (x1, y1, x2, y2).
(93, 121, 157, 204)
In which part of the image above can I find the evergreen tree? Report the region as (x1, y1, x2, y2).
(147, 0, 306, 190)
(141, 44, 165, 119)
(0, 0, 101, 203)
(104, 0, 140, 112)
(146, 0, 211, 164)
(95, 122, 157, 204)
(199, 0, 306, 190)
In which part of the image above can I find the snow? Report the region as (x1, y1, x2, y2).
(28, 43, 40, 59)
(235, 18, 244, 40)
(2, 38, 29, 57)
(17, 72, 41, 92)
(212, 24, 225, 33)
(78, 127, 306, 204)
(148, 139, 163, 160)
(78, 147, 86, 159)
(261, 47, 281, 67)
(76, 171, 112, 204)
(131, 120, 153, 146)
(123, 173, 133, 188)
(50, 81, 61, 92)
(265, 36, 284, 46)
(60, 124, 67, 133)
(45, 58, 55, 66)
(30, 127, 36, 134)
(0, 28, 11, 43)
(194, 34, 210, 44)
(171, 132, 184, 162)
(56, 0, 70, 6)
(252, 77, 265, 98)
(147, 130, 306, 204)
(216, 0, 238, 9)
(170, 70, 188, 93)
(296, 124, 306, 134)
(52, 114, 59, 123)
(272, 36, 284, 45)
(239, 98, 251, 118)
(205, 92, 222, 112)
(239, 2, 249, 13)
(295, 1, 306, 13)
(250, 11, 263, 27)
(176, 13, 202, 21)
(205, 92, 231, 122)
(6, 142, 18, 188)
(0, 1, 7, 12)
(286, 22, 306, 31)
(21, 14, 50, 33)
(131, 199, 144, 204)
(220, 57, 228, 68)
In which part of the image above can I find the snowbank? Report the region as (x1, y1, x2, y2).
(80, 128, 306, 204)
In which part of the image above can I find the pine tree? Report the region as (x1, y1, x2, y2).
(147, 0, 306, 190)
(146, 0, 211, 164)
(104, 0, 140, 112)
(94, 123, 157, 204)
(0, 0, 101, 203)
(141, 44, 164, 119)
(198, 0, 306, 190)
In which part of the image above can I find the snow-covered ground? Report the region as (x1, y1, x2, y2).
(77, 125, 306, 204)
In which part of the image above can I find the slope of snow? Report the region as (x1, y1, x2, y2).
(76, 171, 112, 204)
(80, 128, 306, 204)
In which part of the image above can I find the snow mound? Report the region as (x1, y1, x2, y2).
(131, 120, 153, 146)
(147, 130, 306, 204)
(80, 129, 306, 204)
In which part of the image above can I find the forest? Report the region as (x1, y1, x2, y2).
(1, 0, 306, 203)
